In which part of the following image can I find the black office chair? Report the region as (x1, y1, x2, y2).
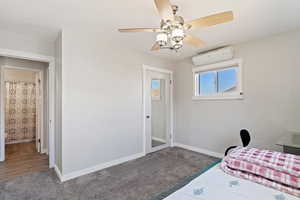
(224, 129, 251, 156)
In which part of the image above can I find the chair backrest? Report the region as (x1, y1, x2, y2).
(225, 129, 251, 156)
(240, 129, 250, 147)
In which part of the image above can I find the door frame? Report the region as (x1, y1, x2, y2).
(142, 65, 174, 155)
(0, 48, 55, 168)
(1, 66, 45, 153)
(35, 70, 44, 153)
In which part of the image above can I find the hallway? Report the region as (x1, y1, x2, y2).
(0, 142, 48, 180)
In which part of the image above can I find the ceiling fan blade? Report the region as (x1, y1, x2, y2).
(184, 34, 205, 47)
(185, 11, 234, 30)
(151, 43, 161, 51)
(154, 0, 173, 20)
(119, 28, 161, 33)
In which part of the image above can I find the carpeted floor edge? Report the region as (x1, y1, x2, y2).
(150, 159, 222, 200)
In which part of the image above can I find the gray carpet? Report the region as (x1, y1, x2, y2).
(0, 147, 219, 200)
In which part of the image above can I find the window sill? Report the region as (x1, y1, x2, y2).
(192, 95, 244, 101)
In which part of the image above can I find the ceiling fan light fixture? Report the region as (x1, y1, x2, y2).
(118, 0, 234, 52)
(171, 40, 183, 50)
(156, 33, 168, 46)
(161, 20, 172, 31)
(171, 28, 184, 42)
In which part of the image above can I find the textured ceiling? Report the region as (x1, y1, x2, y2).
(0, 0, 300, 60)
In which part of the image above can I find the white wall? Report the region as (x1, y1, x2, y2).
(60, 29, 174, 175)
(174, 29, 300, 155)
(0, 29, 54, 57)
(4, 68, 36, 82)
(289, 39, 300, 131)
(0, 58, 3, 70)
(1, 57, 48, 71)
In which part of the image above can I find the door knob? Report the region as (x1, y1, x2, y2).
(146, 115, 150, 119)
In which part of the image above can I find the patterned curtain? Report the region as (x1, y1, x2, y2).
(5, 81, 36, 144)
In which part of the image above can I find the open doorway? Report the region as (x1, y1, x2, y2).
(0, 57, 50, 179)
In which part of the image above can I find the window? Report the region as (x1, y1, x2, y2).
(198, 67, 237, 95)
(193, 59, 243, 100)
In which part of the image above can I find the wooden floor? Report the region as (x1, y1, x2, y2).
(0, 142, 49, 180)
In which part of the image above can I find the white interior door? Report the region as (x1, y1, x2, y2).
(145, 70, 171, 153)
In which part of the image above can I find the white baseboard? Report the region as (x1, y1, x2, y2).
(152, 137, 166, 143)
(54, 165, 63, 182)
(6, 139, 35, 144)
(174, 143, 223, 158)
(41, 148, 48, 154)
(59, 152, 145, 182)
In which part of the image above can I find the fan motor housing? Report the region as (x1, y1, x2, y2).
(160, 16, 184, 31)
(171, 5, 178, 15)
(174, 16, 184, 25)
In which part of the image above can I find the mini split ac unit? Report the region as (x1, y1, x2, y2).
(192, 46, 234, 66)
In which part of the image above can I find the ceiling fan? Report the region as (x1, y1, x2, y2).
(118, 0, 234, 51)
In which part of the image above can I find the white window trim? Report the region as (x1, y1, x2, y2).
(192, 58, 243, 100)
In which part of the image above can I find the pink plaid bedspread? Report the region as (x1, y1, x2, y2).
(221, 147, 300, 197)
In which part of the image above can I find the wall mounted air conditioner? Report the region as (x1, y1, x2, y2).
(192, 46, 234, 66)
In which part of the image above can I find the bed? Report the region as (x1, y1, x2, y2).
(152, 161, 299, 200)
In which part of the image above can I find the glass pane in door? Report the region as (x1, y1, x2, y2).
(151, 79, 167, 148)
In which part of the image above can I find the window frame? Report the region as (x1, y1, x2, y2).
(192, 58, 243, 100)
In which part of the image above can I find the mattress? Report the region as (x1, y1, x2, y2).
(161, 164, 299, 200)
